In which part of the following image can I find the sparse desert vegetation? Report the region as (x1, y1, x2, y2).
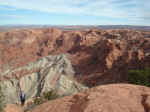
(34, 90, 60, 105)
(0, 85, 5, 112)
(128, 67, 150, 87)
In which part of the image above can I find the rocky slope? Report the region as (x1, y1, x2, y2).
(0, 54, 87, 104)
(29, 84, 150, 112)
(0, 28, 150, 112)
(0, 28, 150, 86)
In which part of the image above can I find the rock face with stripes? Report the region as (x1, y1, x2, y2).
(0, 54, 87, 104)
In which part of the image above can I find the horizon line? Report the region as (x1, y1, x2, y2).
(0, 24, 150, 27)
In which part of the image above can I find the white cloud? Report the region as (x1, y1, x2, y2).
(0, 6, 17, 11)
(0, 0, 149, 24)
(0, 14, 23, 19)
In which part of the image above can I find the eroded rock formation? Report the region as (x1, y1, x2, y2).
(0, 54, 87, 104)
(0, 28, 150, 87)
(0, 28, 150, 112)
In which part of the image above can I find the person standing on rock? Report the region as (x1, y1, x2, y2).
(20, 90, 26, 106)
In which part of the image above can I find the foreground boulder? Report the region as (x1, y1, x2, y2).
(31, 84, 150, 112)
(0, 54, 87, 104)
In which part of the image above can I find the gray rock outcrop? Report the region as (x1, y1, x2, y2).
(0, 54, 87, 104)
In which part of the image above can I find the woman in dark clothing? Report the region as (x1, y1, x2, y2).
(20, 91, 26, 106)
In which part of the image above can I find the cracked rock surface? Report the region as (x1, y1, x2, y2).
(31, 84, 150, 112)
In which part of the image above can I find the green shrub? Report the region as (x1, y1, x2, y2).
(135, 40, 140, 44)
(0, 85, 4, 112)
(128, 67, 150, 87)
(88, 55, 99, 65)
(34, 97, 43, 105)
(43, 90, 59, 100)
(33, 90, 60, 105)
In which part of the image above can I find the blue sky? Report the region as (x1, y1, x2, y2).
(0, 0, 150, 25)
